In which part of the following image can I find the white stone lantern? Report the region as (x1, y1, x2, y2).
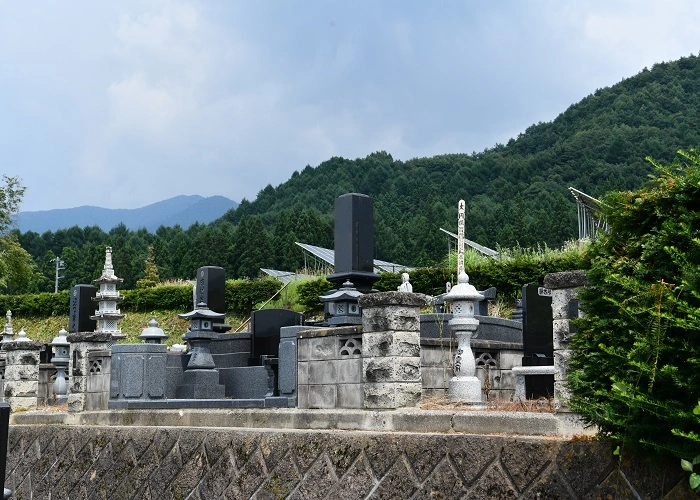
(444, 271, 485, 404)
(2, 311, 14, 344)
(50, 327, 70, 405)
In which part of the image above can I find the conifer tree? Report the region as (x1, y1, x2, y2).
(568, 150, 700, 460)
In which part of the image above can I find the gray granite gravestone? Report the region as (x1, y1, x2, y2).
(521, 284, 554, 399)
(326, 193, 380, 293)
(69, 284, 97, 333)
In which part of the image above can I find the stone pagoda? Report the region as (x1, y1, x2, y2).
(90, 247, 126, 341)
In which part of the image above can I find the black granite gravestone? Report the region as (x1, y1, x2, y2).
(249, 309, 303, 363)
(326, 193, 380, 293)
(195, 266, 226, 315)
(521, 284, 554, 399)
(0, 402, 8, 499)
(69, 284, 97, 333)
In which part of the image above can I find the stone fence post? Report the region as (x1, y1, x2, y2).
(358, 291, 425, 409)
(67, 332, 112, 412)
(543, 270, 587, 411)
(2, 341, 44, 411)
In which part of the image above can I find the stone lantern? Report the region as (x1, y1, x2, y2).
(50, 327, 70, 405)
(176, 302, 225, 398)
(139, 318, 168, 344)
(2, 311, 13, 344)
(320, 280, 363, 326)
(444, 272, 485, 405)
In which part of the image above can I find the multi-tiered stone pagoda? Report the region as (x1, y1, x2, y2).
(91, 247, 126, 340)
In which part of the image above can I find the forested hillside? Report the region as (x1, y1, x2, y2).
(13, 54, 700, 292)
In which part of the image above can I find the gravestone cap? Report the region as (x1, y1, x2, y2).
(544, 270, 587, 290)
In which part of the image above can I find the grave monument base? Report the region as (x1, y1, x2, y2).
(449, 376, 484, 407)
(175, 369, 225, 399)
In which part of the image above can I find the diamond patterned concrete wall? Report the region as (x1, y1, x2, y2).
(5, 425, 691, 499)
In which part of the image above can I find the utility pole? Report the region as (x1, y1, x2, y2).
(51, 257, 65, 293)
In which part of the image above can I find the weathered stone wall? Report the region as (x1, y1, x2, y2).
(5, 424, 691, 499)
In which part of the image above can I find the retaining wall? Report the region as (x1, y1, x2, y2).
(5, 422, 691, 499)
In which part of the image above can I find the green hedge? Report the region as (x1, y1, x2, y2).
(121, 286, 193, 312)
(225, 278, 281, 316)
(0, 290, 70, 317)
(0, 278, 282, 318)
(375, 249, 589, 300)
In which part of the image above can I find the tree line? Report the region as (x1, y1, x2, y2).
(13, 206, 333, 293)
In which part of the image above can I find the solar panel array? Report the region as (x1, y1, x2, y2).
(294, 242, 413, 274)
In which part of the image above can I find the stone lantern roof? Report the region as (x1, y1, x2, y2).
(178, 302, 226, 324)
(444, 272, 484, 304)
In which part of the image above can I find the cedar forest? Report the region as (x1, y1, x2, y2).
(9, 54, 700, 293)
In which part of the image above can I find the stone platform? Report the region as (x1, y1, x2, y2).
(13, 408, 590, 437)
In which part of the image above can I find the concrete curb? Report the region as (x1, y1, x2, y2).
(10, 408, 596, 438)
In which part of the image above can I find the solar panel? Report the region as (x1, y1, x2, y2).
(294, 242, 413, 273)
(438, 228, 499, 258)
(260, 269, 313, 284)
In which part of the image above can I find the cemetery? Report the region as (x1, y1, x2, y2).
(0, 193, 691, 498)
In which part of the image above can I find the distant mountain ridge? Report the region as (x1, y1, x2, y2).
(16, 195, 238, 233)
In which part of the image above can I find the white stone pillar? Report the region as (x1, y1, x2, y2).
(3, 341, 44, 411)
(359, 291, 425, 409)
(543, 270, 587, 412)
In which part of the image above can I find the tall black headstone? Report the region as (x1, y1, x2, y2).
(0, 402, 9, 499)
(326, 193, 380, 292)
(521, 283, 554, 399)
(195, 266, 226, 315)
(69, 284, 97, 333)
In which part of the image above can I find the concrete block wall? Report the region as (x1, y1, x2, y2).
(297, 326, 363, 409)
(38, 363, 57, 406)
(421, 337, 523, 401)
(67, 332, 112, 412)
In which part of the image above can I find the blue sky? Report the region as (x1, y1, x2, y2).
(3, 1, 700, 212)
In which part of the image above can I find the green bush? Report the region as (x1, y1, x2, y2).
(568, 151, 700, 460)
(296, 277, 333, 315)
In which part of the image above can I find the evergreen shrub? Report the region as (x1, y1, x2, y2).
(568, 151, 700, 460)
